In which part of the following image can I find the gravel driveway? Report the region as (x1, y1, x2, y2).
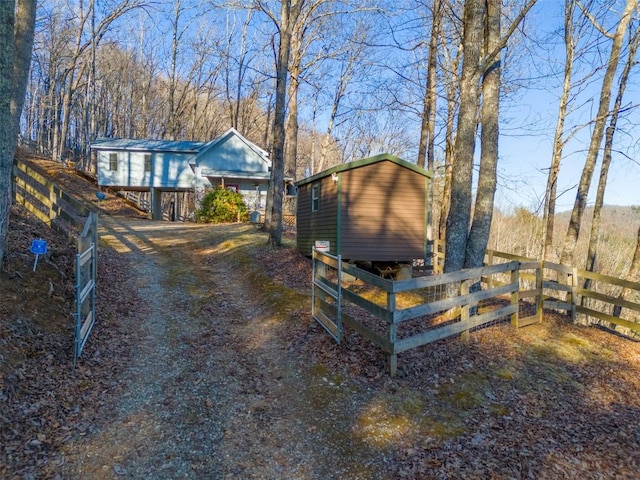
(48, 216, 640, 480)
(59, 217, 372, 480)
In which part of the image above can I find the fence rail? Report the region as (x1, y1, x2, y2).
(13, 160, 98, 362)
(313, 250, 532, 376)
(487, 250, 640, 335)
(313, 248, 640, 376)
(13, 161, 93, 235)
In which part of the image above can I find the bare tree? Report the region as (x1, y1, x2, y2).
(542, 0, 578, 262)
(0, 0, 36, 264)
(416, 0, 441, 172)
(584, 24, 640, 280)
(443, 0, 485, 272)
(259, 0, 306, 247)
(51, 0, 144, 161)
(222, 7, 255, 131)
(560, 0, 638, 266)
(464, 0, 501, 269)
(445, 0, 537, 272)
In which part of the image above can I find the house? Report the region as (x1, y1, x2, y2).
(295, 153, 433, 264)
(91, 128, 271, 219)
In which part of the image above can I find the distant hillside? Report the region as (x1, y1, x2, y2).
(555, 205, 640, 241)
(490, 205, 640, 277)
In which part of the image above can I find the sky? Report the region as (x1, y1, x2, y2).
(494, 0, 640, 212)
(98, 0, 640, 212)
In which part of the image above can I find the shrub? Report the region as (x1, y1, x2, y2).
(195, 187, 249, 223)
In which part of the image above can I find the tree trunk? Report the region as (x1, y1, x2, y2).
(584, 26, 639, 288)
(437, 40, 461, 243)
(560, 0, 637, 266)
(417, 0, 440, 172)
(166, 0, 181, 140)
(444, 0, 484, 273)
(0, 0, 37, 264)
(542, 0, 575, 262)
(284, 34, 301, 180)
(464, 0, 500, 269)
(266, 0, 301, 247)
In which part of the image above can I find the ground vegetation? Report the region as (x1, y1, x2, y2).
(2, 154, 640, 479)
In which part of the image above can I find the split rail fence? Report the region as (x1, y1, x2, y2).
(312, 248, 640, 376)
(13, 161, 98, 362)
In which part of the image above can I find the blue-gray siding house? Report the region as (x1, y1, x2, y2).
(91, 128, 271, 219)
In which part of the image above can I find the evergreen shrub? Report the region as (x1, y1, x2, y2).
(195, 187, 249, 223)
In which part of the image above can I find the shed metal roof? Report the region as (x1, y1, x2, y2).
(295, 153, 433, 187)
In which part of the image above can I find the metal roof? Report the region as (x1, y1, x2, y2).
(295, 153, 433, 187)
(90, 138, 205, 153)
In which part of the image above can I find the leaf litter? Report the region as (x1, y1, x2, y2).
(1, 156, 640, 479)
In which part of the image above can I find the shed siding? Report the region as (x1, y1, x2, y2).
(296, 177, 338, 256)
(340, 161, 426, 261)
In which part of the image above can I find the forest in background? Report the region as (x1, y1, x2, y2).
(10, 0, 640, 274)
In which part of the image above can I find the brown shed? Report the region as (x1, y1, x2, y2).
(295, 153, 433, 262)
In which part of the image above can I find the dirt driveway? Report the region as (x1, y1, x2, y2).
(58, 216, 378, 479)
(22, 215, 640, 480)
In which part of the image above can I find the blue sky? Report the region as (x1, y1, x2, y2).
(495, 0, 640, 212)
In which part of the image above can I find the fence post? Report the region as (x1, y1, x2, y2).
(537, 260, 544, 323)
(486, 251, 494, 289)
(569, 267, 578, 322)
(387, 291, 397, 377)
(510, 266, 519, 326)
(460, 279, 470, 342)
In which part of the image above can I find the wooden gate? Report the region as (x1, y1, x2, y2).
(74, 212, 98, 363)
(312, 249, 342, 343)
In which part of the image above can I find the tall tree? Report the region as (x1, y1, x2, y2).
(51, 0, 144, 161)
(0, 0, 37, 264)
(416, 0, 441, 172)
(560, 0, 637, 266)
(542, 0, 577, 262)
(444, 0, 536, 272)
(260, 0, 305, 247)
(443, 0, 485, 272)
(464, 0, 501, 269)
(584, 24, 640, 279)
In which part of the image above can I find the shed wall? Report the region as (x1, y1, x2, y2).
(296, 177, 338, 256)
(339, 161, 426, 261)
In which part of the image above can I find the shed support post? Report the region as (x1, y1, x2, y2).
(388, 291, 397, 376)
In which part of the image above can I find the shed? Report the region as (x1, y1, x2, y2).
(295, 153, 433, 263)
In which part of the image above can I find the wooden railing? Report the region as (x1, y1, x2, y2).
(314, 248, 640, 376)
(486, 250, 640, 335)
(313, 250, 534, 376)
(13, 160, 95, 234)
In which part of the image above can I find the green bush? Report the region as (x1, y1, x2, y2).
(195, 187, 249, 223)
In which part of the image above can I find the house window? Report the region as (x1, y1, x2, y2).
(311, 183, 320, 212)
(227, 184, 238, 192)
(109, 153, 118, 171)
(144, 154, 152, 173)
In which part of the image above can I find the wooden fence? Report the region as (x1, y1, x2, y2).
(313, 249, 539, 376)
(487, 250, 640, 335)
(13, 160, 93, 235)
(13, 160, 99, 362)
(313, 248, 640, 376)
